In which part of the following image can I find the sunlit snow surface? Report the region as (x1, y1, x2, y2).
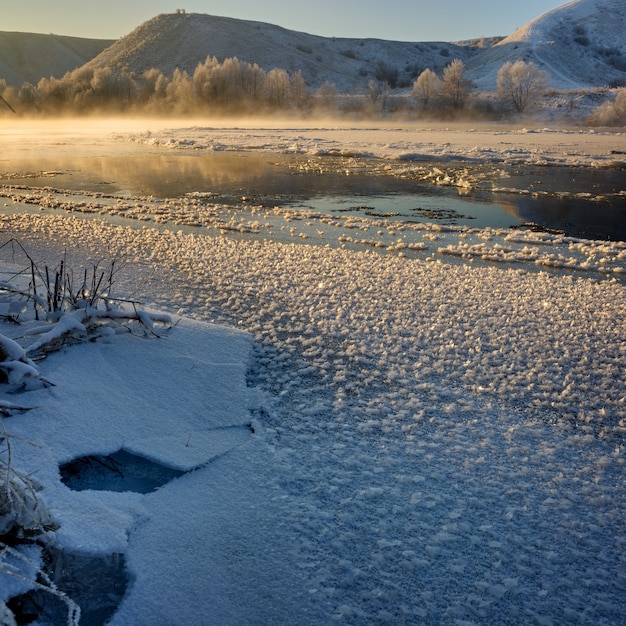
(0, 122, 625, 625)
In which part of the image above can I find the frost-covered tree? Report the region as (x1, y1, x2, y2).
(36, 75, 69, 109)
(239, 62, 265, 101)
(165, 68, 192, 111)
(89, 66, 133, 105)
(192, 56, 221, 102)
(136, 68, 170, 107)
(222, 57, 251, 99)
(441, 59, 471, 108)
(497, 61, 549, 113)
(17, 82, 37, 112)
(191, 57, 268, 109)
(412, 68, 441, 108)
(264, 68, 291, 107)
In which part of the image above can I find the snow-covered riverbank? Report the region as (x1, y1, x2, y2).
(1, 121, 625, 624)
(123, 122, 626, 168)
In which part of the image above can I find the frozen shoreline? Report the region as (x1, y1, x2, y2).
(123, 121, 626, 167)
(1, 122, 625, 624)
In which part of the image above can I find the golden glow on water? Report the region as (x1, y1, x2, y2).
(1, 117, 624, 239)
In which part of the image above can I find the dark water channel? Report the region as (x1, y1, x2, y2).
(2, 153, 625, 241)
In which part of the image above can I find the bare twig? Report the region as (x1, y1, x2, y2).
(30, 260, 38, 321)
(0, 94, 15, 114)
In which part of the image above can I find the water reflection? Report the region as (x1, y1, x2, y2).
(1, 153, 624, 240)
(1, 154, 283, 197)
(507, 195, 626, 241)
(298, 193, 521, 229)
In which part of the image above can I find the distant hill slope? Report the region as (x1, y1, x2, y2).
(79, 13, 481, 92)
(1, 0, 625, 94)
(467, 0, 626, 90)
(0, 32, 113, 86)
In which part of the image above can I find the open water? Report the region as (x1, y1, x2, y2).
(2, 153, 625, 241)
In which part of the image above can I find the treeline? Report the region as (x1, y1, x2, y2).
(1, 54, 623, 124)
(369, 59, 549, 117)
(0, 56, 315, 115)
(0, 55, 552, 119)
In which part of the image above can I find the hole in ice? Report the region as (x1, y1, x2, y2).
(60, 449, 185, 494)
(7, 548, 128, 626)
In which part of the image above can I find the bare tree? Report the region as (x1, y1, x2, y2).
(316, 81, 337, 109)
(368, 79, 382, 106)
(374, 61, 399, 89)
(497, 61, 549, 113)
(290, 70, 309, 109)
(412, 68, 441, 108)
(441, 59, 471, 108)
(368, 79, 391, 112)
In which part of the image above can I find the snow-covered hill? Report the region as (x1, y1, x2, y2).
(1, 0, 624, 94)
(79, 12, 479, 93)
(0, 32, 113, 87)
(467, 0, 626, 90)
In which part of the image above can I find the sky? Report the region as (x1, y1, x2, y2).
(3, 0, 569, 42)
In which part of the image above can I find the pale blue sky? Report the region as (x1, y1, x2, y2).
(4, 0, 567, 41)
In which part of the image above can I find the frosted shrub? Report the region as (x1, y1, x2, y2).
(0, 240, 172, 361)
(0, 426, 53, 542)
(0, 424, 70, 626)
(588, 88, 626, 126)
